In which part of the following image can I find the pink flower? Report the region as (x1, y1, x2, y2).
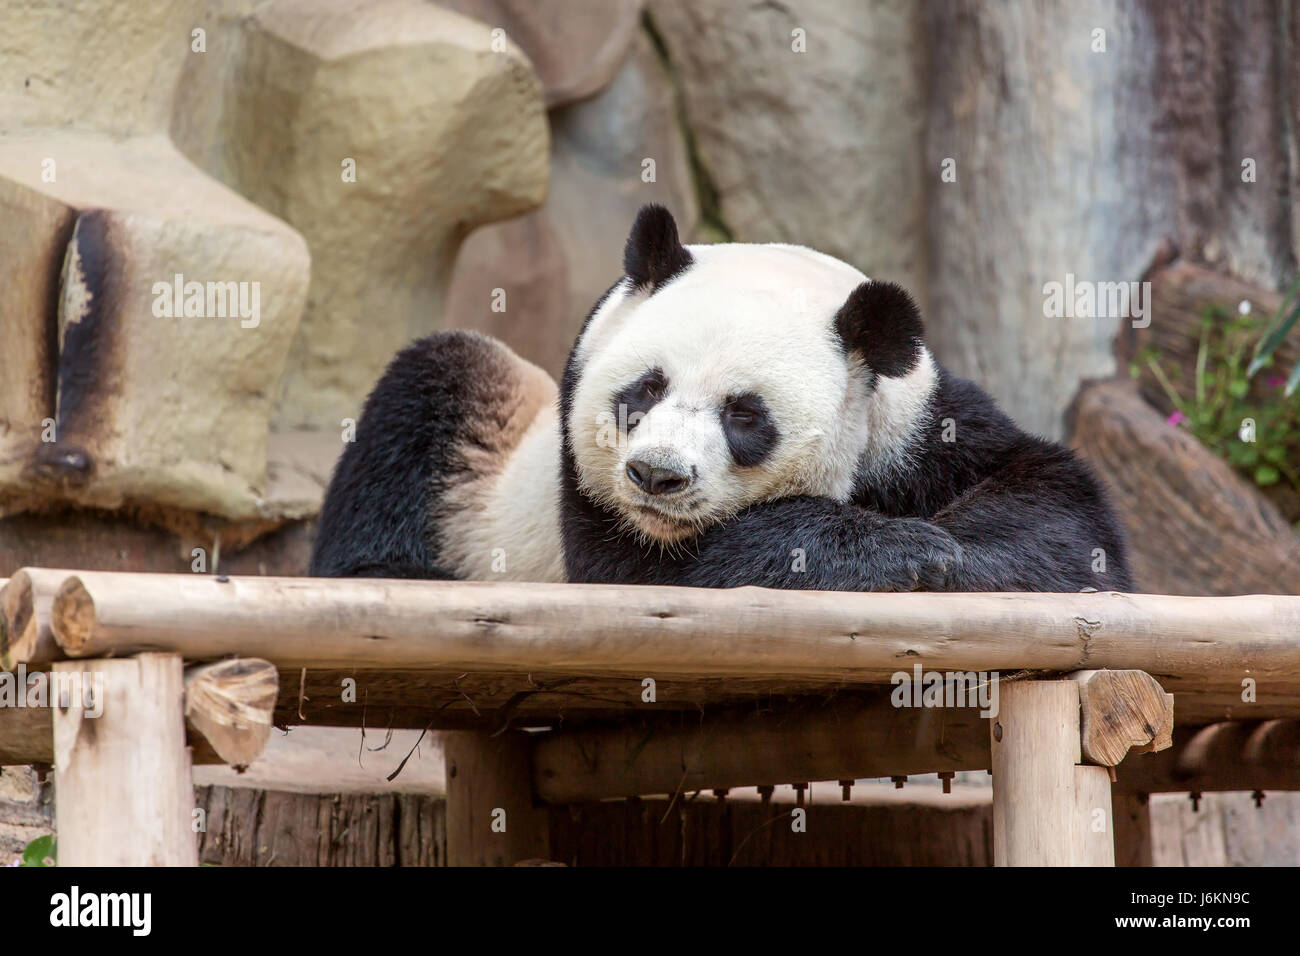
(1166, 410, 1186, 427)
(1267, 376, 1286, 388)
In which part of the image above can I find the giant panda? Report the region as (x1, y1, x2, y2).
(310, 204, 1132, 593)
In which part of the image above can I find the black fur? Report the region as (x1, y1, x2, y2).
(623, 204, 693, 292)
(835, 280, 924, 378)
(310, 331, 504, 579)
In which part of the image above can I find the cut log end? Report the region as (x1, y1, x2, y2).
(184, 658, 279, 768)
(1069, 669, 1174, 767)
(1, 569, 68, 668)
(0, 570, 36, 667)
(51, 575, 95, 654)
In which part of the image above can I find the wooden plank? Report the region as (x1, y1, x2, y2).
(53, 654, 197, 866)
(30, 569, 1300, 692)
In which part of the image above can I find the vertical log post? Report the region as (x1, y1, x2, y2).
(53, 654, 198, 866)
(443, 730, 550, 866)
(990, 680, 1115, 866)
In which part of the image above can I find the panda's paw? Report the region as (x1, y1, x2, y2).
(867, 518, 963, 592)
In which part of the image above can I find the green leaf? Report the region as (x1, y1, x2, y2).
(21, 834, 55, 867)
(1255, 465, 1281, 486)
(1248, 288, 1300, 377)
(1286, 359, 1300, 397)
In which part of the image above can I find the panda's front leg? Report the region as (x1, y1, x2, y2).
(677, 496, 963, 592)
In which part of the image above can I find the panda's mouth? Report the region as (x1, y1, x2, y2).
(627, 500, 702, 542)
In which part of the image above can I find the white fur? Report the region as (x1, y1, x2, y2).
(441, 404, 566, 582)
(567, 242, 938, 542)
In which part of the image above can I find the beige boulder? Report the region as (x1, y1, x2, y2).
(1, 0, 554, 537)
(0, 133, 310, 520)
(0, 0, 202, 137)
(171, 0, 551, 429)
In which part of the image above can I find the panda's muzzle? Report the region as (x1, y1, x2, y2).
(625, 459, 692, 496)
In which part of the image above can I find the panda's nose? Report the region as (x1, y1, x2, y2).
(626, 460, 691, 496)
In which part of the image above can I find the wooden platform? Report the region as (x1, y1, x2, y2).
(2, 568, 1298, 866)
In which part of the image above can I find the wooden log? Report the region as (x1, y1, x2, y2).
(0, 568, 67, 669)
(1070, 379, 1300, 595)
(1069, 669, 1174, 766)
(53, 654, 198, 866)
(35, 570, 1300, 689)
(1242, 719, 1300, 766)
(991, 681, 1112, 866)
(532, 694, 989, 803)
(442, 731, 549, 866)
(183, 659, 278, 769)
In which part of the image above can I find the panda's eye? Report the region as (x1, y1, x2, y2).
(613, 368, 669, 429)
(640, 374, 666, 401)
(721, 392, 778, 467)
(723, 395, 761, 427)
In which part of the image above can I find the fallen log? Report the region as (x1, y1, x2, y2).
(1070, 379, 1300, 594)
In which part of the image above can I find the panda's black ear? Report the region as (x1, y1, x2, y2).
(623, 204, 693, 292)
(834, 280, 925, 378)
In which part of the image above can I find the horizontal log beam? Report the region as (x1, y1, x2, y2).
(27, 570, 1300, 690)
(531, 693, 990, 803)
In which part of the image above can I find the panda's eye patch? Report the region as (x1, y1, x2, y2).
(722, 392, 778, 467)
(613, 367, 668, 429)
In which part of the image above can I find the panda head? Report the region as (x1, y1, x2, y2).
(566, 205, 938, 544)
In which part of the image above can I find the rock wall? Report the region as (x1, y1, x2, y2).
(3, 0, 1298, 557)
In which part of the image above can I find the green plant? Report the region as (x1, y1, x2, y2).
(1137, 304, 1300, 494)
(1247, 273, 1300, 394)
(19, 834, 56, 867)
